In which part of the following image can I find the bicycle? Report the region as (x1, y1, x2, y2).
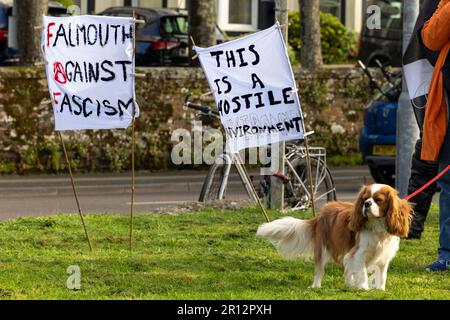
(183, 93, 337, 211)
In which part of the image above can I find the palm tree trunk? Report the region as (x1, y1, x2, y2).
(17, 0, 48, 65)
(299, 0, 323, 70)
(188, 0, 217, 52)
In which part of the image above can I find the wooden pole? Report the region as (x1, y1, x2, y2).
(234, 153, 270, 223)
(128, 101, 135, 248)
(303, 133, 316, 216)
(129, 12, 137, 251)
(270, 0, 288, 210)
(129, 111, 136, 251)
(59, 132, 93, 252)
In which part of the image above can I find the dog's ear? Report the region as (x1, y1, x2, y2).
(385, 191, 412, 237)
(349, 186, 367, 232)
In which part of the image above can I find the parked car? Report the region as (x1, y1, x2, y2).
(0, 2, 8, 62)
(99, 7, 226, 67)
(358, 60, 401, 186)
(0, 1, 70, 65)
(359, 0, 402, 67)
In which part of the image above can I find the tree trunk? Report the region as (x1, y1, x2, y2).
(299, 0, 323, 70)
(188, 0, 216, 61)
(17, 0, 48, 65)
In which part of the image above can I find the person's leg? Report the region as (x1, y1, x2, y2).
(407, 137, 439, 239)
(426, 128, 450, 271)
(438, 136, 450, 261)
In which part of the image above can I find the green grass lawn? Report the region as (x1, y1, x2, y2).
(0, 205, 448, 300)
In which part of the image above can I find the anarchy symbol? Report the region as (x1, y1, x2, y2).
(53, 62, 68, 84)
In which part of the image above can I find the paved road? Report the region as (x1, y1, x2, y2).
(0, 166, 379, 220)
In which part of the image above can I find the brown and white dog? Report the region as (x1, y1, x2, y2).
(256, 184, 412, 290)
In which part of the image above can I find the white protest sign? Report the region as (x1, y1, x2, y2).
(194, 24, 304, 153)
(42, 15, 139, 131)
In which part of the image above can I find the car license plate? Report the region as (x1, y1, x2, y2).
(373, 145, 396, 156)
(178, 48, 188, 57)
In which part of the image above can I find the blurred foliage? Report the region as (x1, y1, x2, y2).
(54, 0, 74, 8)
(288, 11, 357, 65)
(287, 44, 299, 66)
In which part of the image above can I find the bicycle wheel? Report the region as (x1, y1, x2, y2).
(198, 158, 229, 202)
(284, 156, 336, 211)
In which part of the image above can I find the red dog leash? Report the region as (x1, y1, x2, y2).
(404, 164, 450, 201)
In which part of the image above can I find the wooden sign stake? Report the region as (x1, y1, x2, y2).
(303, 129, 316, 216)
(59, 132, 93, 251)
(129, 11, 137, 251)
(234, 153, 270, 223)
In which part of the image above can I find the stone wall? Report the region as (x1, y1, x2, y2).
(0, 65, 373, 174)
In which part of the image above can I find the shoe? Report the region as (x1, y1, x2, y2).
(406, 232, 421, 240)
(425, 260, 450, 272)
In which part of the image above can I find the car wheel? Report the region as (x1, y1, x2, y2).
(368, 164, 395, 187)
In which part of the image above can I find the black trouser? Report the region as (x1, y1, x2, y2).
(407, 138, 439, 237)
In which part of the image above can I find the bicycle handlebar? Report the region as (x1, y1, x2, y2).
(374, 59, 395, 83)
(184, 93, 220, 117)
(357, 60, 380, 90)
(357, 60, 400, 100)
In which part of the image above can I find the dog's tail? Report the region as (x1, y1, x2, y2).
(256, 217, 315, 260)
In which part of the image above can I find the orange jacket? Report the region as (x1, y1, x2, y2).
(421, 0, 450, 161)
